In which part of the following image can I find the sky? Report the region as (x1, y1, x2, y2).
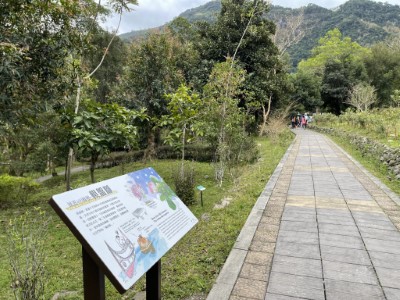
(102, 0, 400, 34)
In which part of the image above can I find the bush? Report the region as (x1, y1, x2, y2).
(174, 166, 196, 206)
(0, 175, 39, 207)
(6, 207, 49, 300)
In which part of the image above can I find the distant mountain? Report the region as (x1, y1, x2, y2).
(119, 0, 400, 67)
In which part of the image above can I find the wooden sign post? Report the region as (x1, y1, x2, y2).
(49, 167, 198, 299)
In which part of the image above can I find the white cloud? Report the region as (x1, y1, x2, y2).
(103, 0, 210, 34)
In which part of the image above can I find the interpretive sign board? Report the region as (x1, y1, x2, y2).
(49, 167, 198, 293)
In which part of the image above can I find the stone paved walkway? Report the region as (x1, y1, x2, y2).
(207, 130, 400, 300)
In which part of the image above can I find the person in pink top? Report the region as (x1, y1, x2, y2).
(301, 115, 307, 129)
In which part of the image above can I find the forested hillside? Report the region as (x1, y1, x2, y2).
(120, 0, 400, 66)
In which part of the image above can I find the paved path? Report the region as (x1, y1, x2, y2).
(207, 130, 400, 300)
(36, 165, 90, 183)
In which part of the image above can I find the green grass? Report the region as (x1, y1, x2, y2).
(328, 134, 400, 195)
(0, 134, 292, 300)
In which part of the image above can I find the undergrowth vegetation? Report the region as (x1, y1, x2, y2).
(314, 108, 400, 147)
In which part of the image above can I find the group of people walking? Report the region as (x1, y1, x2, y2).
(291, 113, 310, 129)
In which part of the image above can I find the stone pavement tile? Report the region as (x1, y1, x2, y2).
(230, 296, 253, 300)
(231, 277, 267, 300)
(253, 231, 279, 244)
(240, 262, 270, 282)
(352, 211, 387, 221)
(287, 195, 316, 202)
(281, 213, 316, 223)
(341, 190, 373, 201)
(376, 267, 400, 289)
(349, 204, 383, 213)
(370, 251, 400, 270)
(285, 199, 315, 207)
(290, 183, 313, 189)
(347, 200, 380, 207)
(249, 241, 275, 253)
(379, 203, 400, 211)
(264, 207, 284, 219)
(257, 223, 279, 234)
(320, 245, 371, 266)
(316, 197, 345, 203)
(277, 231, 319, 245)
(354, 217, 395, 229)
(313, 181, 338, 187)
(315, 191, 344, 198)
(325, 279, 385, 300)
(383, 287, 400, 300)
(323, 261, 379, 285)
(275, 241, 320, 259)
(245, 251, 273, 266)
(316, 202, 347, 209)
(267, 200, 285, 208)
(260, 216, 281, 226)
(283, 205, 315, 214)
(360, 227, 400, 242)
(271, 255, 322, 278)
(274, 188, 290, 194)
(364, 238, 400, 255)
(264, 293, 305, 300)
(271, 191, 287, 198)
(317, 215, 356, 226)
(318, 223, 360, 237)
(288, 190, 315, 197)
(319, 233, 365, 250)
(266, 272, 324, 300)
(279, 220, 318, 233)
(386, 210, 400, 218)
(317, 208, 352, 217)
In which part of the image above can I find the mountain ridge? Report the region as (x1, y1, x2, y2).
(119, 0, 400, 66)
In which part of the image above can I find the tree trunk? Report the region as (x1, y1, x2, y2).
(259, 94, 272, 137)
(143, 127, 157, 161)
(180, 124, 186, 178)
(90, 153, 98, 184)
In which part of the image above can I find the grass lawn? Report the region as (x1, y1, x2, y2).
(0, 134, 292, 300)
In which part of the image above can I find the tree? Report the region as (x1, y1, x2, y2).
(66, 100, 145, 183)
(391, 90, 400, 107)
(346, 83, 377, 112)
(321, 59, 352, 115)
(0, 0, 88, 175)
(202, 58, 256, 185)
(161, 84, 202, 176)
(271, 8, 306, 58)
(111, 30, 193, 160)
(64, 0, 137, 190)
(196, 0, 287, 133)
(290, 69, 323, 112)
(364, 42, 400, 107)
(295, 29, 370, 113)
(85, 29, 129, 103)
(298, 28, 370, 77)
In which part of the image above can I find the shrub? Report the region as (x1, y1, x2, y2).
(6, 207, 49, 300)
(0, 175, 39, 207)
(174, 166, 196, 206)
